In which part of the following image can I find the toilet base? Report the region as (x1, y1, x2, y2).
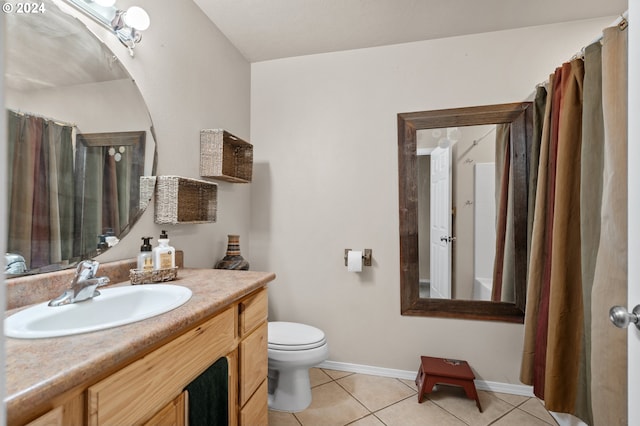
(267, 367, 312, 412)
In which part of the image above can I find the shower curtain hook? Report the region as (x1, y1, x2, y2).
(619, 15, 628, 30)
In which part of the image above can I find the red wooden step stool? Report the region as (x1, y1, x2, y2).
(415, 356, 482, 412)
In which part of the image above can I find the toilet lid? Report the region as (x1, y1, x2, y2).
(268, 321, 327, 351)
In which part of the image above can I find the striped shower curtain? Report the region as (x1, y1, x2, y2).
(519, 22, 628, 425)
(7, 111, 75, 270)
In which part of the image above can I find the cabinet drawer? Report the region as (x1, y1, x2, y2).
(88, 308, 235, 426)
(239, 322, 268, 406)
(238, 289, 267, 337)
(239, 380, 268, 426)
(143, 391, 187, 426)
(25, 407, 63, 426)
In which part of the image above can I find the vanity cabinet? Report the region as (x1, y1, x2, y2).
(10, 285, 270, 426)
(87, 308, 236, 425)
(142, 392, 187, 426)
(25, 407, 63, 426)
(88, 288, 268, 426)
(238, 290, 269, 424)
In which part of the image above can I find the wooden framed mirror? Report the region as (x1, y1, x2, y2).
(398, 102, 533, 322)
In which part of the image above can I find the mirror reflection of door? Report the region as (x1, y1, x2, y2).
(430, 145, 451, 299)
(74, 131, 146, 258)
(417, 125, 497, 300)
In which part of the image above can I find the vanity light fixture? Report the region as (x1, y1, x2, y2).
(93, 0, 115, 6)
(62, 0, 150, 56)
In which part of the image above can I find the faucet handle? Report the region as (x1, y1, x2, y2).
(75, 260, 99, 280)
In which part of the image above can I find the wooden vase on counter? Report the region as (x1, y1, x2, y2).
(214, 234, 250, 270)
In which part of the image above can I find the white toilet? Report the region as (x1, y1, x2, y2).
(267, 321, 329, 412)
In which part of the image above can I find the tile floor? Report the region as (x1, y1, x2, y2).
(268, 368, 559, 426)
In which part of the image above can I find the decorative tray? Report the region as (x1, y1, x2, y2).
(129, 267, 178, 285)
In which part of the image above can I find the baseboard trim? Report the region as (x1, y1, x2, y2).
(317, 360, 535, 397)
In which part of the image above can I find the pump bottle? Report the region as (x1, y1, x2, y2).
(137, 237, 153, 270)
(153, 230, 175, 270)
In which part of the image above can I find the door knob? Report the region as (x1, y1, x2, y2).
(609, 305, 640, 329)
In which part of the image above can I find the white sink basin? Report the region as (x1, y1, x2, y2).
(5, 284, 192, 339)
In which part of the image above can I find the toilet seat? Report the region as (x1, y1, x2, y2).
(268, 321, 327, 351)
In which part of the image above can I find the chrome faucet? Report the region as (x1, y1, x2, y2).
(48, 260, 111, 307)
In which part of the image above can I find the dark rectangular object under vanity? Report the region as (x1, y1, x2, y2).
(200, 129, 253, 183)
(185, 357, 229, 426)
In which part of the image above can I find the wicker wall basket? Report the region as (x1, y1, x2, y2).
(200, 129, 253, 183)
(139, 176, 157, 210)
(154, 175, 217, 224)
(130, 267, 178, 285)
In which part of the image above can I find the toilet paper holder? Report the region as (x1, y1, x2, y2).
(344, 249, 372, 267)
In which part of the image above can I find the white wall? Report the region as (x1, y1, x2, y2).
(63, 0, 252, 268)
(7, 79, 150, 137)
(250, 18, 614, 383)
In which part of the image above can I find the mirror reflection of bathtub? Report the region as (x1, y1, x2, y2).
(473, 162, 496, 301)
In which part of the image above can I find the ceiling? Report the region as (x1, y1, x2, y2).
(193, 0, 627, 62)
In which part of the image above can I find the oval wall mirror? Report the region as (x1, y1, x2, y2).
(4, 0, 157, 276)
(398, 102, 532, 323)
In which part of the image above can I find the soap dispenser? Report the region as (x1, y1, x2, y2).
(105, 228, 119, 247)
(153, 230, 175, 270)
(97, 235, 108, 251)
(137, 237, 153, 271)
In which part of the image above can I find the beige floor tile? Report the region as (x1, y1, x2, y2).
(348, 414, 386, 425)
(427, 386, 514, 426)
(269, 409, 302, 426)
(519, 398, 558, 425)
(294, 382, 370, 426)
(492, 391, 530, 406)
(269, 371, 559, 426)
(337, 373, 416, 412)
(375, 397, 467, 426)
(492, 408, 554, 426)
(399, 377, 419, 391)
(322, 368, 354, 380)
(309, 368, 333, 387)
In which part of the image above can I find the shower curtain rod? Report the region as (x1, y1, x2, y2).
(472, 127, 496, 146)
(583, 10, 629, 50)
(9, 108, 77, 129)
(575, 10, 629, 60)
(535, 10, 629, 90)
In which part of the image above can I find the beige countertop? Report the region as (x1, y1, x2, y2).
(5, 268, 275, 424)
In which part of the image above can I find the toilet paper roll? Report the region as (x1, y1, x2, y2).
(347, 250, 363, 272)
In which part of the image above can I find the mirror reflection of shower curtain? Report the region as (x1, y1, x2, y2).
(76, 147, 103, 257)
(102, 149, 132, 235)
(6, 111, 74, 270)
(492, 123, 514, 302)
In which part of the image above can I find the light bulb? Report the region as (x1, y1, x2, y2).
(124, 6, 150, 31)
(94, 0, 116, 6)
